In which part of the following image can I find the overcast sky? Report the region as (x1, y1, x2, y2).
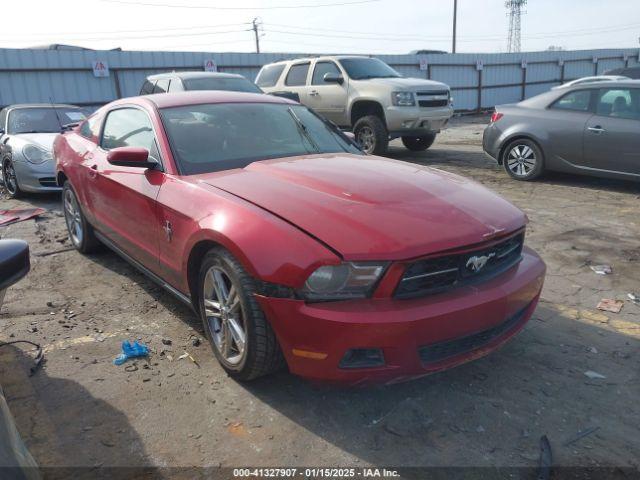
(2, 0, 639, 54)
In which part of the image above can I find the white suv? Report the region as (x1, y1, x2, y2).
(256, 56, 454, 155)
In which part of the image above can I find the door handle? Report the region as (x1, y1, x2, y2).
(587, 126, 605, 134)
(88, 164, 98, 178)
(309, 90, 319, 97)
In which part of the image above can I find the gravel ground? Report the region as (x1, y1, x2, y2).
(1, 115, 639, 476)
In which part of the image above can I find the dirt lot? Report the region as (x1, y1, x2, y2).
(1, 115, 639, 476)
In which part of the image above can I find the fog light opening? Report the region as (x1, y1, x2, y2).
(339, 348, 385, 369)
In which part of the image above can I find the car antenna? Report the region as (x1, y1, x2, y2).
(49, 96, 64, 132)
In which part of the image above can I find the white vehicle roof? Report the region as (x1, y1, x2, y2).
(552, 75, 630, 89)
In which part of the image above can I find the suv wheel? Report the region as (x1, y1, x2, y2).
(401, 133, 437, 151)
(62, 182, 102, 253)
(2, 157, 22, 198)
(502, 139, 544, 181)
(198, 247, 284, 381)
(354, 115, 388, 155)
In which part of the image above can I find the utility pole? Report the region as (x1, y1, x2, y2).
(252, 18, 261, 54)
(506, 0, 527, 53)
(452, 0, 457, 54)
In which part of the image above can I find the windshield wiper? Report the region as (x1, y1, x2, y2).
(288, 107, 320, 153)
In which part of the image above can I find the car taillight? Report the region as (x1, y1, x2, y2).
(490, 112, 503, 123)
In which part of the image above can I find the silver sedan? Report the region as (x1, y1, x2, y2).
(483, 79, 640, 182)
(0, 104, 87, 197)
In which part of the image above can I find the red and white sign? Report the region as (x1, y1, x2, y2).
(204, 59, 217, 72)
(92, 60, 109, 78)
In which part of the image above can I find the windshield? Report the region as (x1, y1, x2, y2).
(339, 58, 401, 80)
(160, 103, 362, 175)
(183, 77, 262, 93)
(8, 107, 86, 134)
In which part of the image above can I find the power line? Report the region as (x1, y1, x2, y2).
(99, 0, 383, 10)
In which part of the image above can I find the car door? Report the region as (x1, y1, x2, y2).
(91, 106, 165, 273)
(282, 62, 311, 105)
(583, 87, 640, 175)
(544, 88, 597, 168)
(305, 60, 349, 126)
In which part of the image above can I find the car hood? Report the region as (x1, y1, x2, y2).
(11, 133, 57, 151)
(359, 77, 449, 92)
(195, 154, 525, 260)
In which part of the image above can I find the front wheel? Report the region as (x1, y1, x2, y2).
(62, 182, 101, 253)
(502, 139, 544, 181)
(2, 157, 23, 198)
(354, 115, 388, 155)
(401, 133, 437, 151)
(198, 247, 284, 381)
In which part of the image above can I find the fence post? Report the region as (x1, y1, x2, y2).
(427, 64, 431, 80)
(560, 61, 565, 84)
(521, 62, 527, 101)
(112, 69, 122, 99)
(477, 69, 483, 113)
(593, 57, 598, 76)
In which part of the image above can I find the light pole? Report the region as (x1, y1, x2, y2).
(452, 0, 458, 54)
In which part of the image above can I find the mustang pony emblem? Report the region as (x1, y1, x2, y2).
(466, 253, 496, 272)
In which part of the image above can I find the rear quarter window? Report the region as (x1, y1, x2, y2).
(285, 63, 310, 87)
(140, 80, 155, 95)
(256, 64, 286, 88)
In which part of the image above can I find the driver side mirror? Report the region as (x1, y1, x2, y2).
(0, 240, 30, 310)
(107, 147, 157, 169)
(323, 72, 344, 85)
(0, 128, 5, 135)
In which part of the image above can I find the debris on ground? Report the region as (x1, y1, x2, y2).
(628, 293, 640, 306)
(191, 337, 201, 347)
(538, 435, 552, 480)
(113, 340, 149, 366)
(584, 370, 606, 380)
(563, 426, 600, 447)
(161, 338, 172, 346)
(589, 265, 612, 275)
(0, 339, 44, 376)
(0, 208, 46, 226)
(596, 298, 623, 313)
(178, 351, 199, 367)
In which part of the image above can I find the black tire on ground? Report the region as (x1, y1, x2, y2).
(198, 247, 285, 381)
(401, 133, 437, 151)
(62, 181, 102, 253)
(353, 115, 389, 155)
(2, 157, 23, 198)
(501, 138, 545, 181)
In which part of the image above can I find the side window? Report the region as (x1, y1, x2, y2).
(140, 80, 155, 95)
(168, 79, 184, 92)
(255, 64, 286, 88)
(285, 63, 310, 87)
(550, 90, 593, 112)
(311, 61, 341, 85)
(101, 108, 160, 161)
(153, 79, 170, 94)
(596, 88, 640, 119)
(79, 116, 101, 141)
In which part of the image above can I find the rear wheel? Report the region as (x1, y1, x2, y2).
(401, 133, 437, 151)
(62, 182, 101, 253)
(198, 247, 284, 381)
(2, 157, 22, 198)
(502, 139, 544, 181)
(354, 115, 388, 155)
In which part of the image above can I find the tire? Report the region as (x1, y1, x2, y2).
(502, 138, 544, 181)
(354, 115, 388, 155)
(62, 181, 101, 253)
(2, 157, 23, 198)
(401, 133, 437, 151)
(198, 247, 284, 381)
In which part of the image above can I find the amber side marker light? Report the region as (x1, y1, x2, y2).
(292, 349, 328, 360)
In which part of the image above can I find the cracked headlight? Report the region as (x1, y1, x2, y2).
(391, 91, 416, 107)
(22, 144, 52, 164)
(301, 262, 387, 301)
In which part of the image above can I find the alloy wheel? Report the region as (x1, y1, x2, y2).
(506, 144, 537, 177)
(202, 266, 246, 366)
(356, 126, 375, 153)
(2, 160, 18, 195)
(64, 188, 84, 247)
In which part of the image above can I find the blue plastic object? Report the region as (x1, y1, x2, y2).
(113, 340, 149, 365)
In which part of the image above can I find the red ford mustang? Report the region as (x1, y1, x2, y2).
(54, 91, 545, 385)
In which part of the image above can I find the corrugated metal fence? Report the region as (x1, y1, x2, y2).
(0, 47, 638, 111)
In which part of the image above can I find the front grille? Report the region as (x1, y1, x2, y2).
(418, 302, 530, 365)
(419, 99, 449, 108)
(416, 90, 449, 96)
(38, 177, 57, 187)
(395, 232, 524, 299)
